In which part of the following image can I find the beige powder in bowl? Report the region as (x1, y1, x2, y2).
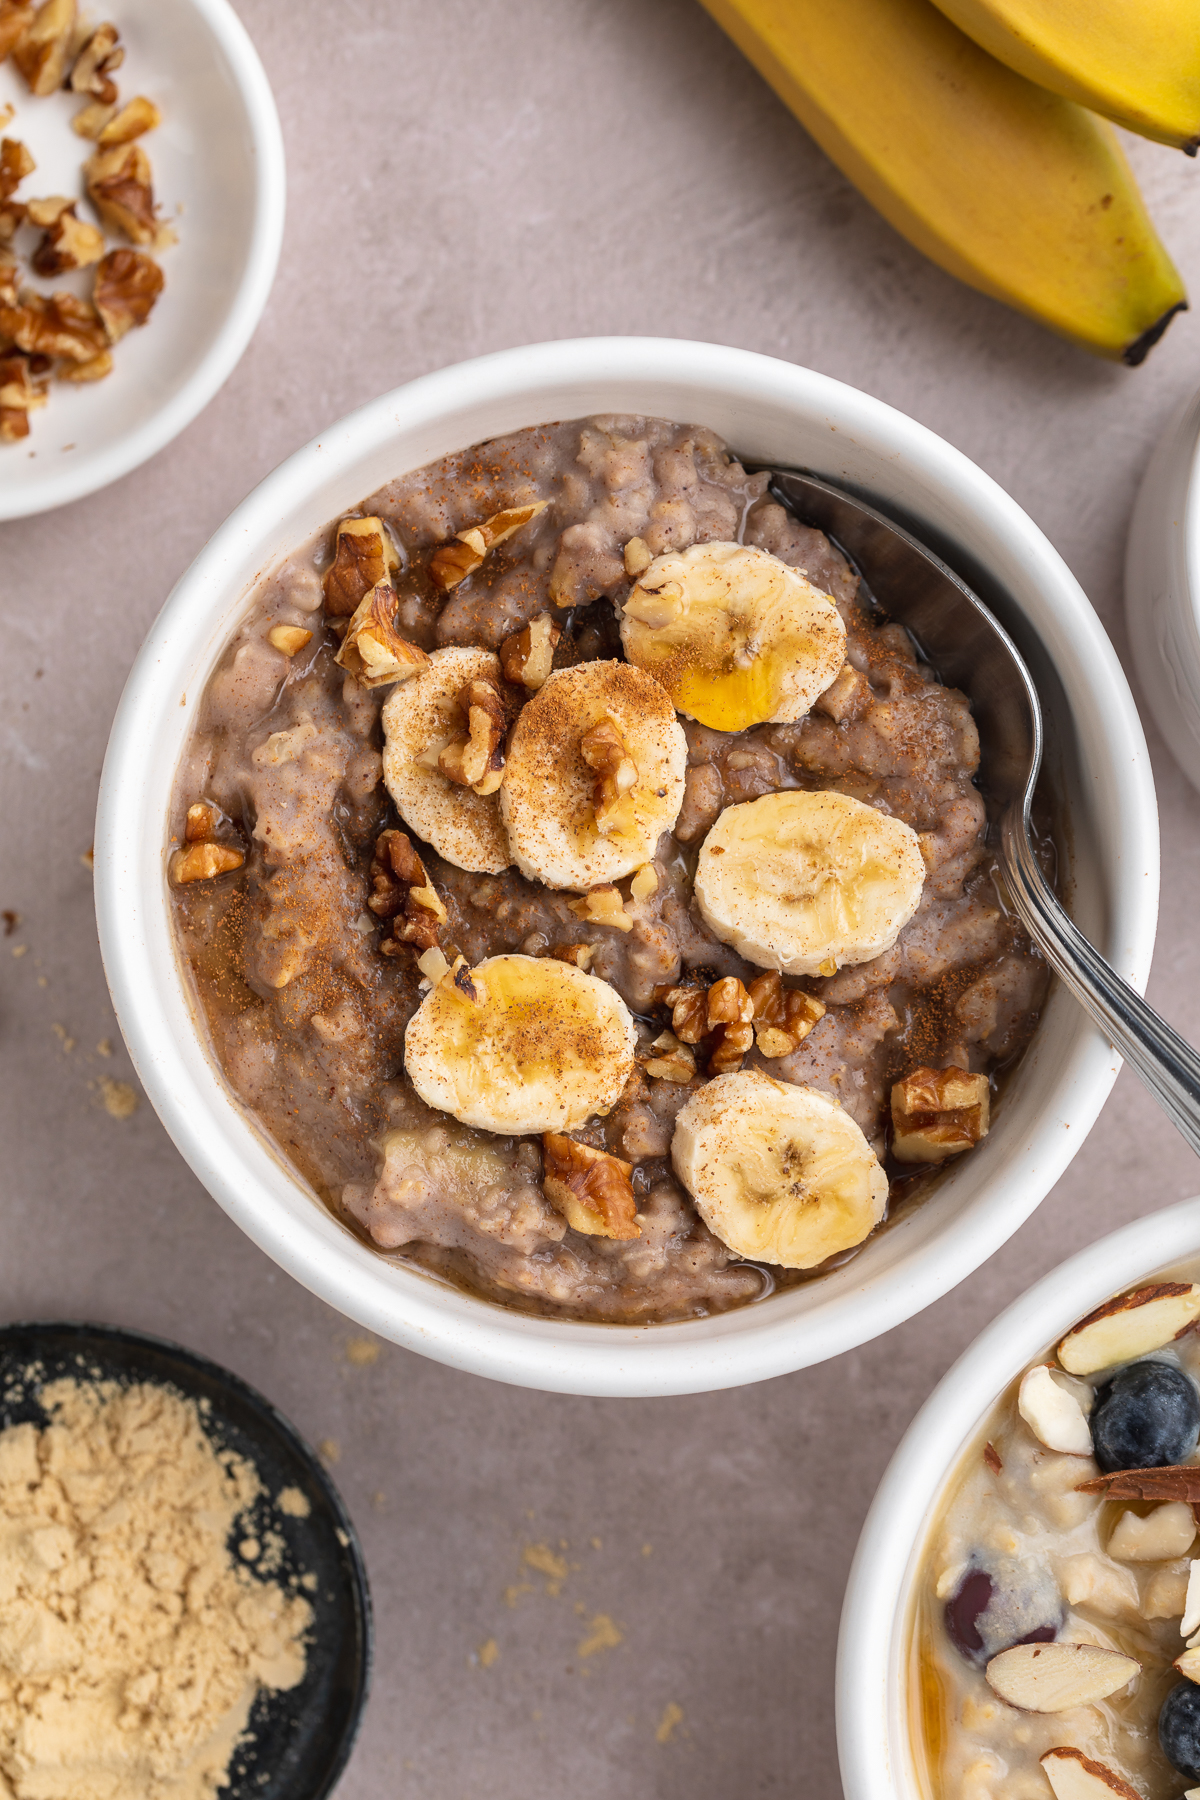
(0, 1377, 311, 1799)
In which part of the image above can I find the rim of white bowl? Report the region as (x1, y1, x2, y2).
(94, 337, 1159, 1396)
(836, 1190, 1200, 1800)
(0, 0, 285, 522)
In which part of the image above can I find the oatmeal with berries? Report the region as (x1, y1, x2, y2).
(168, 415, 1048, 1323)
(915, 1276, 1200, 1800)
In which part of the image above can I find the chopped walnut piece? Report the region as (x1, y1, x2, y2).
(705, 975, 755, 1074)
(11, 0, 75, 95)
(748, 970, 826, 1058)
(267, 625, 313, 657)
(0, 348, 47, 440)
(499, 611, 560, 690)
(334, 581, 429, 689)
(542, 1132, 639, 1240)
(368, 829, 447, 955)
(97, 96, 161, 146)
(57, 348, 112, 381)
(169, 841, 244, 884)
(69, 19, 121, 102)
(629, 863, 658, 900)
(623, 536, 653, 577)
(656, 975, 708, 1044)
(0, 3, 34, 63)
(436, 674, 507, 796)
(71, 98, 116, 139)
(548, 942, 594, 971)
(184, 801, 219, 842)
(429, 499, 549, 591)
(84, 140, 168, 246)
(813, 662, 870, 724)
(0, 136, 33, 201)
(639, 1030, 696, 1085)
(322, 515, 399, 617)
(92, 247, 163, 341)
(0, 288, 108, 361)
(566, 885, 632, 932)
(891, 1066, 990, 1164)
(580, 713, 638, 836)
(0, 249, 19, 304)
(28, 198, 104, 276)
(0, 200, 24, 245)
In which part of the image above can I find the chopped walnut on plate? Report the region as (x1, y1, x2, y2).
(542, 1132, 639, 1240)
(891, 1065, 990, 1163)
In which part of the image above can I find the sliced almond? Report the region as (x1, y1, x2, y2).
(1108, 1500, 1196, 1562)
(1176, 1646, 1200, 1682)
(1182, 1559, 1200, 1639)
(1058, 1282, 1200, 1375)
(1018, 1365, 1093, 1456)
(1041, 1746, 1142, 1800)
(1077, 1466, 1200, 1503)
(985, 1642, 1139, 1713)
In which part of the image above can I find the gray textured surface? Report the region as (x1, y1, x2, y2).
(3, 2, 1200, 1795)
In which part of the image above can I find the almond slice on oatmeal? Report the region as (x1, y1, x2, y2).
(1057, 1281, 1200, 1375)
(986, 1643, 1139, 1713)
(1040, 1748, 1142, 1800)
(1018, 1365, 1093, 1455)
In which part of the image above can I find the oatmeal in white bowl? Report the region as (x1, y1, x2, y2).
(838, 1197, 1200, 1800)
(94, 338, 1157, 1395)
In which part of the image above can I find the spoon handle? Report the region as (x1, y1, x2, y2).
(1000, 810, 1200, 1159)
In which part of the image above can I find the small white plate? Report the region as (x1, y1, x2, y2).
(0, 0, 284, 519)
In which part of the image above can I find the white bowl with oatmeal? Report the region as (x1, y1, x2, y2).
(94, 337, 1158, 1395)
(0, 0, 284, 519)
(838, 1194, 1200, 1800)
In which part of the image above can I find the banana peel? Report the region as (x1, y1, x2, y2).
(699, 0, 1187, 363)
(929, 0, 1200, 153)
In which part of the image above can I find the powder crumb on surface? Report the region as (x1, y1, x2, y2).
(577, 1613, 623, 1658)
(522, 1542, 568, 1596)
(0, 1377, 311, 1800)
(318, 1437, 340, 1465)
(277, 1485, 310, 1519)
(656, 1702, 684, 1744)
(476, 1638, 499, 1668)
(96, 1039, 113, 1058)
(343, 1337, 380, 1367)
(10, 946, 26, 959)
(97, 1076, 138, 1120)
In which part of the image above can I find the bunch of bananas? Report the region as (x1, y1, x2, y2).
(700, 0, 1197, 362)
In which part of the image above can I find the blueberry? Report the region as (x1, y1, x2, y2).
(1091, 1360, 1200, 1473)
(944, 1556, 1061, 1666)
(1160, 1680, 1200, 1777)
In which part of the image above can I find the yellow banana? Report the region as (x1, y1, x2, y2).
(699, 0, 1187, 363)
(928, 0, 1200, 153)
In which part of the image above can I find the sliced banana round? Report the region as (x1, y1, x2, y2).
(404, 953, 636, 1135)
(620, 541, 847, 733)
(499, 659, 687, 890)
(381, 646, 510, 875)
(672, 1069, 888, 1269)
(695, 790, 925, 977)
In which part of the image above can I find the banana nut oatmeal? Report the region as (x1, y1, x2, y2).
(914, 1277, 1200, 1800)
(168, 414, 1048, 1323)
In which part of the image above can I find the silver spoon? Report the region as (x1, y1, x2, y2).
(763, 468, 1200, 1158)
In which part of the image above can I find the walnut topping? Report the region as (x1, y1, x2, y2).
(0, 136, 34, 202)
(368, 829, 448, 956)
(11, 0, 76, 96)
(57, 348, 111, 382)
(548, 942, 594, 971)
(434, 674, 508, 796)
(170, 842, 244, 884)
(891, 1066, 990, 1164)
(94, 95, 159, 146)
(322, 515, 399, 617)
(334, 581, 429, 689)
(267, 625, 313, 657)
(84, 141, 169, 246)
(747, 970, 825, 1058)
(1, 287, 108, 361)
(655, 973, 756, 1074)
(566, 885, 633, 932)
(639, 1030, 696, 1085)
(0, 5, 34, 65)
(92, 247, 163, 340)
(623, 536, 653, 577)
(70, 98, 115, 139)
(0, 349, 47, 440)
(542, 1132, 639, 1240)
(499, 611, 560, 690)
(184, 801, 218, 842)
(580, 713, 638, 836)
(429, 499, 548, 591)
(28, 197, 104, 276)
(657, 975, 708, 1044)
(69, 20, 122, 103)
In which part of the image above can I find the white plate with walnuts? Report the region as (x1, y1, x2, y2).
(0, 0, 284, 519)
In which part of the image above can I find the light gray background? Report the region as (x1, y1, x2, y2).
(3, 3, 1200, 1795)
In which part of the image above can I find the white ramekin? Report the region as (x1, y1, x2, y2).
(1125, 387, 1200, 792)
(0, 0, 285, 521)
(94, 337, 1158, 1397)
(837, 1191, 1200, 1800)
